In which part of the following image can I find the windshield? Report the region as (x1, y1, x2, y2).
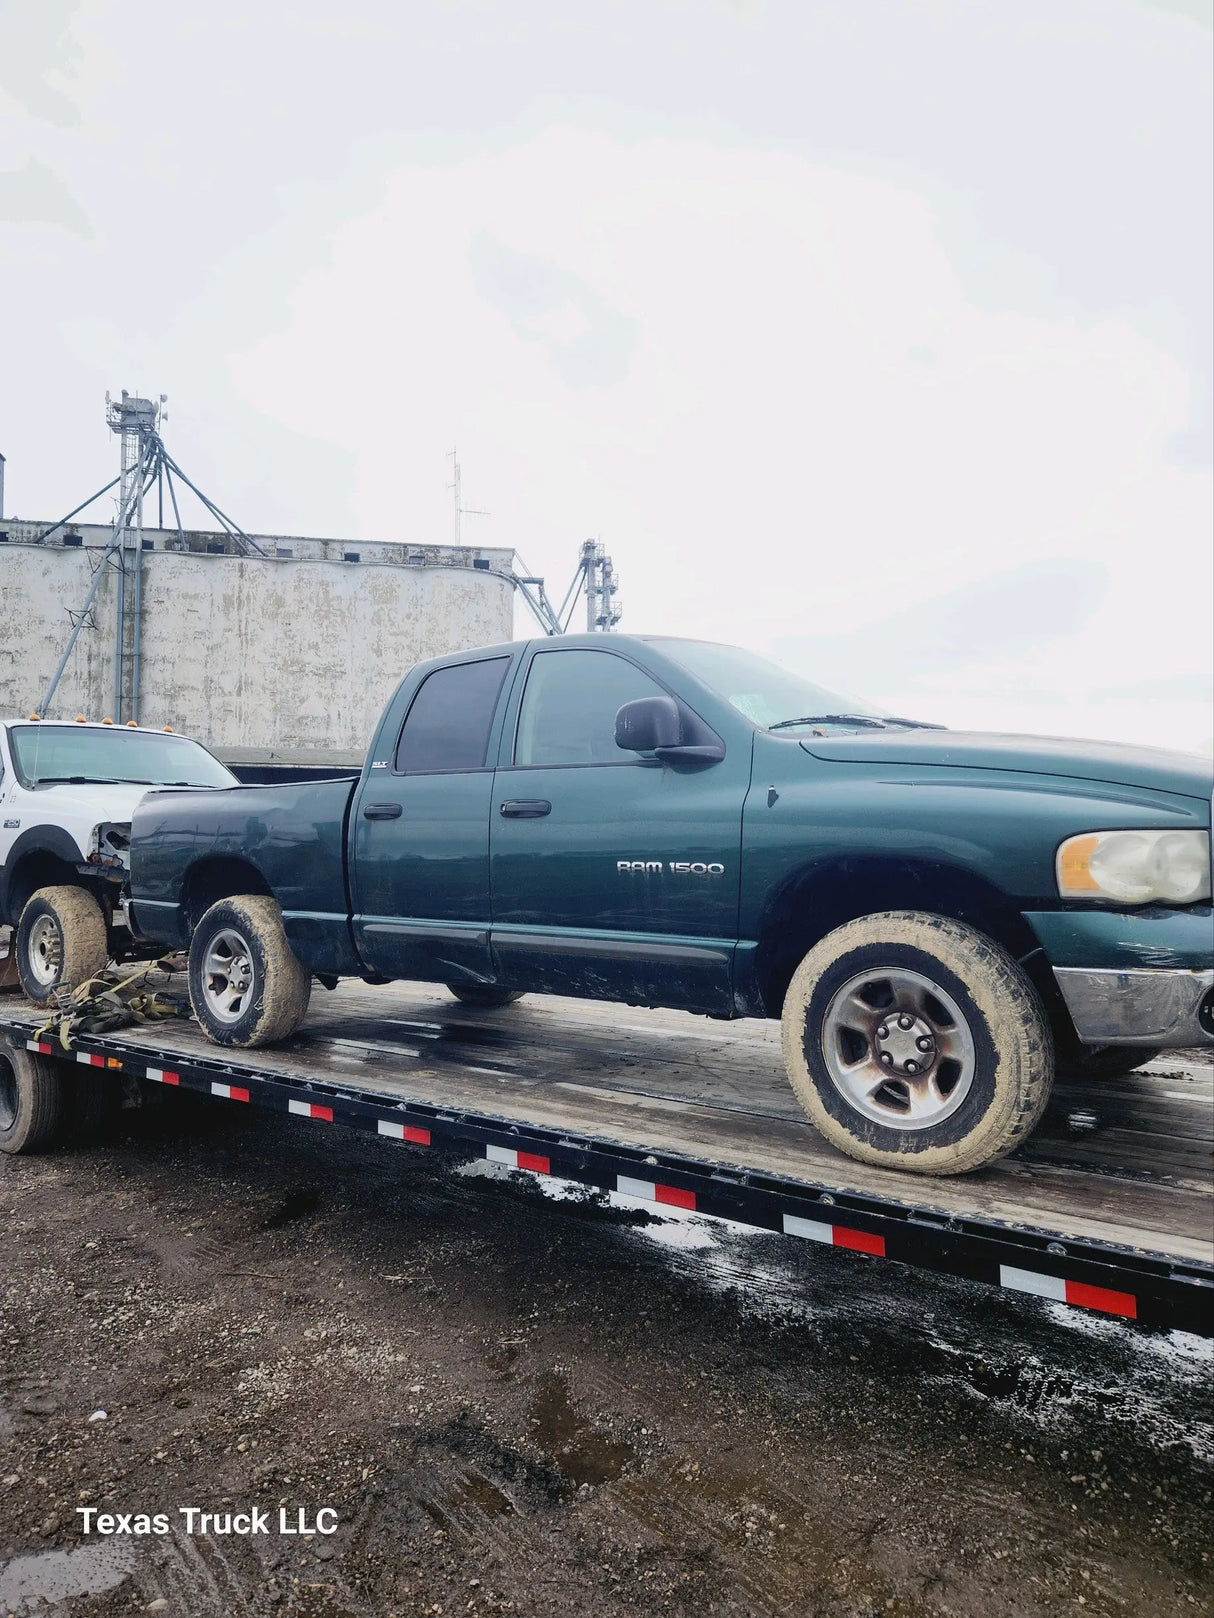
(649, 640, 888, 730)
(9, 726, 237, 789)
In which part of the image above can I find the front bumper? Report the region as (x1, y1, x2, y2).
(1053, 966, 1214, 1047)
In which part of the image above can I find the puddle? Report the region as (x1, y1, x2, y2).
(528, 1373, 634, 1487)
(448, 1470, 515, 1516)
(0, 1542, 135, 1610)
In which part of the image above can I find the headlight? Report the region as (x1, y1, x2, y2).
(1057, 829, 1211, 905)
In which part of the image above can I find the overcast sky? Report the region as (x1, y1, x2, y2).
(1, 0, 1211, 753)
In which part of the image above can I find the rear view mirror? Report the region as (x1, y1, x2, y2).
(615, 696, 726, 767)
(615, 696, 682, 753)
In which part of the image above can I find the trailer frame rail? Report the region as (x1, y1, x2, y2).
(8, 1016, 1211, 1336)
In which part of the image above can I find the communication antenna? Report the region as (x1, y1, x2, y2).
(448, 449, 488, 547)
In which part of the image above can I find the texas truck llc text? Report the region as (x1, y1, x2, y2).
(76, 1507, 338, 1536)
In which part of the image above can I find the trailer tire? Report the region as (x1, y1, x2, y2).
(781, 911, 1053, 1176)
(0, 1047, 66, 1154)
(447, 984, 524, 1008)
(188, 895, 311, 1048)
(15, 885, 109, 1006)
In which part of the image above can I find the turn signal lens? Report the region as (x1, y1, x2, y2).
(1057, 829, 1211, 905)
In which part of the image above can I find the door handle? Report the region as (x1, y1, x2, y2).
(363, 802, 403, 820)
(499, 799, 551, 818)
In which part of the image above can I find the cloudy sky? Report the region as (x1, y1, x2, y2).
(1, 0, 1211, 753)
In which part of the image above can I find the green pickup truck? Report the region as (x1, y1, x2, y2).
(128, 635, 1213, 1175)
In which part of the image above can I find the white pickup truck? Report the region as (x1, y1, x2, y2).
(0, 719, 237, 1002)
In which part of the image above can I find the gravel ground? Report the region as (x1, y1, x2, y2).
(1, 1087, 1211, 1618)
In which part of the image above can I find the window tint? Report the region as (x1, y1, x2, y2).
(394, 657, 509, 773)
(515, 650, 666, 767)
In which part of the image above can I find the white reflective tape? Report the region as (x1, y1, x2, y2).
(783, 1214, 834, 1245)
(211, 1082, 231, 1099)
(616, 1175, 657, 1201)
(1000, 1265, 1067, 1302)
(486, 1144, 519, 1168)
(378, 1120, 406, 1139)
(288, 1100, 312, 1117)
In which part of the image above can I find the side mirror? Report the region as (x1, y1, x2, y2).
(615, 696, 682, 753)
(615, 696, 726, 767)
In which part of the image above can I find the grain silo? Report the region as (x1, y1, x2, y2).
(0, 520, 515, 768)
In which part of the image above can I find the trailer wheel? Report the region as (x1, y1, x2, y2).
(447, 984, 524, 1008)
(781, 911, 1053, 1176)
(188, 895, 312, 1047)
(15, 885, 109, 1006)
(0, 1047, 65, 1154)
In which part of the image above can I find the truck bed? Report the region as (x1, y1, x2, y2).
(6, 982, 1211, 1331)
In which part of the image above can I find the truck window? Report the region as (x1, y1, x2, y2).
(514, 649, 667, 767)
(393, 657, 510, 774)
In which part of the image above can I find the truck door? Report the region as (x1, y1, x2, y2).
(350, 654, 511, 986)
(489, 646, 748, 1012)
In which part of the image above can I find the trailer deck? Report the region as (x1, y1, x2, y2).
(5, 983, 1212, 1333)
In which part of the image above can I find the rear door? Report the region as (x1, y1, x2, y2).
(350, 653, 511, 985)
(489, 645, 749, 1011)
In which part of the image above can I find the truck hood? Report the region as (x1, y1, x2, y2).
(800, 730, 1213, 803)
(20, 781, 157, 825)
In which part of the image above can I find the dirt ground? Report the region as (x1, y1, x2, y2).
(1, 1082, 1211, 1618)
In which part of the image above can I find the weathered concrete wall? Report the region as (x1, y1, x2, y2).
(0, 542, 515, 756)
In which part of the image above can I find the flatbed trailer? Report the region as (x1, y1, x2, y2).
(4, 984, 1212, 1335)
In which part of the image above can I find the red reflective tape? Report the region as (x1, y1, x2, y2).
(403, 1125, 431, 1145)
(27, 1041, 54, 1055)
(311, 1104, 333, 1122)
(516, 1151, 550, 1174)
(162, 1071, 180, 1086)
(1065, 1279, 1137, 1320)
(230, 1087, 250, 1103)
(833, 1226, 886, 1257)
(655, 1184, 697, 1211)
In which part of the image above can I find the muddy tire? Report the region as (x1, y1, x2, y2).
(15, 885, 109, 1006)
(447, 984, 524, 1008)
(0, 1047, 66, 1154)
(188, 895, 311, 1048)
(781, 911, 1053, 1176)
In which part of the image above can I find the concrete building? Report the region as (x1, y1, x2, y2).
(0, 521, 515, 765)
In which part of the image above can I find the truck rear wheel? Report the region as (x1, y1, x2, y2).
(0, 1047, 65, 1154)
(15, 885, 109, 1006)
(781, 911, 1053, 1176)
(447, 984, 524, 1008)
(188, 895, 312, 1048)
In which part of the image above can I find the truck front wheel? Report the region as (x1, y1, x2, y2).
(15, 885, 109, 1005)
(781, 911, 1053, 1175)
(188, 895, 312, 1047)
